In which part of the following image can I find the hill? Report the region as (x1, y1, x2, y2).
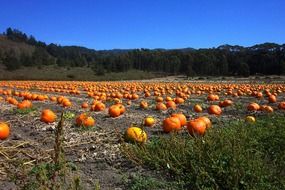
(0, 27, 285, 80)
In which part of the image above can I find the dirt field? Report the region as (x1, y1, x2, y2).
(0, 78, 284, 189)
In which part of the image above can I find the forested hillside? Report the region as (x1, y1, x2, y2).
(0, 27, 285, 77)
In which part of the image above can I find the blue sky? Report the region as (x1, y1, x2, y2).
(0, 0, 284, 49)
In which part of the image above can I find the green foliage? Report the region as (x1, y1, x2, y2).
(123, 114, 285, 190)
(14, 107, 37, 115)
(126, 174, 180, 190)
(63, 111, 75, 120)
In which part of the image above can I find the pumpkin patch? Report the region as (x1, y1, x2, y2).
(0, 79, 285, 188)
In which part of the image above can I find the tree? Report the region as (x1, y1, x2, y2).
(3, 50, 21, 70)
(28, 35, 37, 45)
(237, 62, 250, 77)
(20, 53, 33, 66)
(281, 60, 285, 75)
(186, 63, 195, 77)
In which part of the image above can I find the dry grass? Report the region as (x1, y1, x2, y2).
(0, 65, 157, 81)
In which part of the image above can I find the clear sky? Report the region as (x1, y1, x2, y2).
(0, 0, 284, 50)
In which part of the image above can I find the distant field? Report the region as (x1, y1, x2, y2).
(1, 64, 285, 82)
(0, 65, 159, 81)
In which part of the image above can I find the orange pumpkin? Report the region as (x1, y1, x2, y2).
(140, 101, 148, 109)
(219, 99, 233, 107)
(17, 100, 32, 109)
(187, 119, 207, 136)
(247, 102, 260, 111)
(76, 113, 88, 126)
(82, 116, 95, 127)
(194, 104, 203, 113)
(268, 95, 276, 103)
(278, 102, 285, 110)
(109, 105, 121, 117)
(75, 113, 95, 127)
(0, 122, 10, 140)
(94, 102, 106, 111)
(165, 96, 173, 102)
(50, 96, 57, 102)
(117, 103, 126, 114)
(156, 102, 167, 111)
(208, 105, 222, 115)
(263, 105, 274, 113)
(81, 102, 89, 109)
(207, 94, 219, 101)
(162, 116, 181, 133)
(174, 97, 185, 104)
(166, 101, 176, 109)
(156, 96, 164, 102)
(171, 113, 187, 126)
(41, 109, 57, 123)
(196, 116, 212, 129)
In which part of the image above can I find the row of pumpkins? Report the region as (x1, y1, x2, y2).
(0, 111, 210, 142)
(1, 107, 257, 142)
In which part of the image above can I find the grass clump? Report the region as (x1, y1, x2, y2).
(14, 107, 37, 115)
(123, 114, 285, 190)
(126, 174, 180, 190)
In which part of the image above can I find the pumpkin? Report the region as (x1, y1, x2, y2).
(278, 102, 285, 110)
(263, 105, 274, 113)
(62, 99, 72, 107)
(196, 116, 212, 129)
(207, 94, 219, 101)
(247, 102, 260, 111)
(109, 105, 121, 117)
(171, 113, 187, 126)
(174, 97, 185, 104)
(166, 101, 176, 109)
(208, 105, 222, 115)
(144, 116, 155, 127)
(219, 99, 233, 107)
(187, 119, 206, 136)
(41, 109, 57, 123)
(0, 122, 10, 140)
(245, 116, 255, 123)
(140, 101, 148, 109)
(165, 96, 173, 102)
(76, 113, 88, 126)
(267, 95, 276, 103)
(125, 126, 147, 143)
(17, 100, 32, 109)
(75, 113, 95, 127)
(50, 96, 57, 102)
(156, 96, 164, 102)
(256, 92, 263, 99)
(144, 92, 151, 97)
(162, 116, 181, 133)
(156, 102, 167, 111)
(81, 102, 89, 109)
(117, 103, 126, 114)
(194, 104, 203, 113)
(95, 102, 106, 111)
(82, 116, 95, 127)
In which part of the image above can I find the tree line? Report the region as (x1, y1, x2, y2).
(0, 27, 285, 76)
